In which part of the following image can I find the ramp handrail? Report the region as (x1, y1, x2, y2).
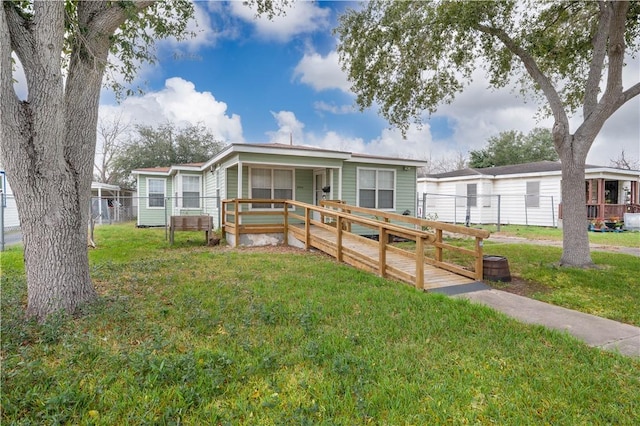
(222, 199, 490, 285)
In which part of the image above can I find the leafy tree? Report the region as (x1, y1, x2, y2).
(0, 0, 282, 321)
(112, 122, 227, 187)
(336, 0, 640, 267)
(469, 128, 558, 168)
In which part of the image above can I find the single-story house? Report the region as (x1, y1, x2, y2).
(132, 142, 427, 231)
(417, 161, 640, 227)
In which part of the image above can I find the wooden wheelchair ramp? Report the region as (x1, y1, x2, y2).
(289, 225, 477, 291)
(223, 199, 490, 292)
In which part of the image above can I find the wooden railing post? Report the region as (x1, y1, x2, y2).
(283, 202, 289, 246)
(416, 235, 424, 289)
(379, 226, 387, 278)
(435, 229, 443, 263)
(234, 199, 239, 227)
(336, 215, 343, 262)
(304, 206, 311, 250)
(475, 237, 484, 281)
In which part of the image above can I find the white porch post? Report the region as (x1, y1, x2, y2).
(338, 167, 343, 201)
(98, 187, 103, 225)
(237, 161, 243, 225)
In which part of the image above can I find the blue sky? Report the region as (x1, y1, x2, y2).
(93, 0, 638, 167)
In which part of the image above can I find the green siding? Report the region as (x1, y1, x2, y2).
(137, 175, 173, 227)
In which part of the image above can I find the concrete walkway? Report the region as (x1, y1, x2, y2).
(438, 284, 640, 358)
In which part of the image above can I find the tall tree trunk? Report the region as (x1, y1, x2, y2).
(558, 134, 593, 267)
(1, 2, 107, 321)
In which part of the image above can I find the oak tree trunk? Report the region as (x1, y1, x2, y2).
(557, 134, 593, 267)
(1, 2, 116, 321)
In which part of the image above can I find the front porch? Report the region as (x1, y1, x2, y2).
(560, 177, 640, 222)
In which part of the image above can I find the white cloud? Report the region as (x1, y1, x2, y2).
(99, 77, 244, 142)
(293, 50, 351, 92)
(266, 110, 436, 161)
(229, 0, 331, 42)
(314, 101, 355, 115)
(266, 111, 305, 144)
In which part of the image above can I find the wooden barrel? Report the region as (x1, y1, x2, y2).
(483, 255, 511, 282)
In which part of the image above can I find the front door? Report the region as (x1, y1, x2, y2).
(313, 170, 325, 221)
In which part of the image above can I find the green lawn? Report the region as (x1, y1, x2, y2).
(484, 224, 640, 247)
(1, 223, 639, 424)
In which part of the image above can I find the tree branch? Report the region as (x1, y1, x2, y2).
(475, 23, 569, 133)
(2, 2, 35, 74)
(583, 1, 611, 118)
(602, 1, 628, 101)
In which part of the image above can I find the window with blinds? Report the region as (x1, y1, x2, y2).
(250, 168, 294, 209)
(147, 178, 165, 208)
(357, 168, 395, 210)
(182, 175, 201, 208)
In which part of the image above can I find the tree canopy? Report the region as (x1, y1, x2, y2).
(112, 122, 227, 187)
(336, 0, 640, 267)
(469, 128, 558, 168)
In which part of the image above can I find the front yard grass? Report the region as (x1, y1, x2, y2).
(484, 224, 640, 247)
(1, 223, 639, 424)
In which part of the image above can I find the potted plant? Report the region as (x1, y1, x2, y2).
(605, 216, 619, 229)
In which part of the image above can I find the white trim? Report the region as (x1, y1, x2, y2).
(179, 173, 202, 210)
(147, 177, 166, 209)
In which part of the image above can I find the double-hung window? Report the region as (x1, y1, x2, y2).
(250, 168, 294, 209)
(182, 175, 201, 208)
(358, 168, 395, 209)
(147, 178, 165, 208)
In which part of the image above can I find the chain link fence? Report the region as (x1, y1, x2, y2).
(417, 193, 558, 229)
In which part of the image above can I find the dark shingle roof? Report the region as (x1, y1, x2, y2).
(424, 161, 606, 178)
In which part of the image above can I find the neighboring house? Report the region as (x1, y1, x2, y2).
(91, 182, 137, 224)
(132, 142, 426, 231)
(417, 161, 640, 227)
(0, 173, 135, 230)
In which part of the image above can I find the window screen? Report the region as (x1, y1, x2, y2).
(526, 181, 540, 208)
(467, 183, 477, 207)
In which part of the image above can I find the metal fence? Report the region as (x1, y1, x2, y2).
(91, 196, 138, 225)
(417, 193, 558, 229)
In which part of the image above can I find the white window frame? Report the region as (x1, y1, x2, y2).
(180, 174, 202, 209)
(147, 178, 166, 209)
(356, 167, 396, 210)
(249, 167, 295, 210)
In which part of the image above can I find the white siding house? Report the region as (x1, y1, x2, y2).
(417, 161, 640, 227)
